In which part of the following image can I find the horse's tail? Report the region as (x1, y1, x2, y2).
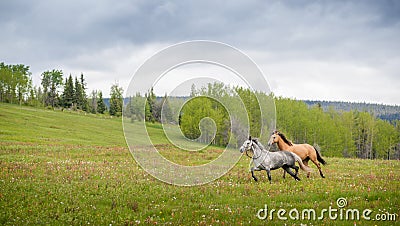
(314, 146, 327, 165)
(292, 153, 312, 173)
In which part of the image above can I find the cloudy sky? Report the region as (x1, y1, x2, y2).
(1, 0, 399, 105)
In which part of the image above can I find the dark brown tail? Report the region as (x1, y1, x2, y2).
(314, 146, 327, 165)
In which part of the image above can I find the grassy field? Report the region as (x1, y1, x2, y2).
(0, 103, 399, 225)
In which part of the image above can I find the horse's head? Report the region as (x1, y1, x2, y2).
(268, 130, 293, 146)
(268, 131, 280, 146)
(239, 136, 254, 153)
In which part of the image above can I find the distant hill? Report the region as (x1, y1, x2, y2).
(303, 100, 400, 122)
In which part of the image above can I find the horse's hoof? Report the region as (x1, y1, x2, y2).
(295, 178, 301, 181)
(321, 175, 326, 178)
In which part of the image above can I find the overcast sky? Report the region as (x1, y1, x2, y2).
(1, 0, 399, 105)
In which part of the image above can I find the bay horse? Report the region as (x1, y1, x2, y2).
(239, 137, 312, 183)
(268, 131, 327, 178)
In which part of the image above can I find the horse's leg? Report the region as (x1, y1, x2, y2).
(290, 164, 299, 176)
(283, 165, 300, 181)
(266, 168, 272, 183)
(282, 169, 286, 179)
(303, 159, 311, 178)
(251, 167, 258, 182)
(310, 157, 325, 178)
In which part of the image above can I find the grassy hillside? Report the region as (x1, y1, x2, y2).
(0, 103, 125, 146)
(0, 103, 399, 225)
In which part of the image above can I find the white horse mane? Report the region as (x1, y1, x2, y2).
(252, 138, 267, 151)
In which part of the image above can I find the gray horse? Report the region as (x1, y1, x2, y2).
(239, 137, 311, 183)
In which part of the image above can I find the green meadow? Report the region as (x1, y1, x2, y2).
(0, 103, 399, 225)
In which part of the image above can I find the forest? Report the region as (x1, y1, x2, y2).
(1, 62, 399, 160)
(0, 62, 123, 116)
(125, 83, 400, 160)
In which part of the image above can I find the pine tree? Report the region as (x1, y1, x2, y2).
(97, 91, 106, 114)
(80, 73, 88, 112)
(149, 88, 158, 121)
(62, 74, 74, 108)
(109, 83, 123, 117)
(145, 88, 157, 122)
(74, 77, 83, 110)
(145, 96, 153, 122)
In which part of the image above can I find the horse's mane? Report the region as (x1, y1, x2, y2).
(252, 138, 266, 150)
(275, 131, 293, 146)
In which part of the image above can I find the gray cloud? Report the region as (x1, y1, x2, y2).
(0, 0, 399, 104)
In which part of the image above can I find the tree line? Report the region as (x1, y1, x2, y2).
(276, 97, 400, 159)
(124, 82, 400, 160)
(2, 61, 399, 159)
(0, 62, 123, 116)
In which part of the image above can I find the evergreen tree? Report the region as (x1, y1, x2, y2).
(97, 91, 106, 114)
(74, 77, 83, 110)
(80, 73, 88, 112)
(62, 74, 74, 108)
(109, 83, 123, 116)
(145, 96, 154, 122)
(145, 88, 157, 122)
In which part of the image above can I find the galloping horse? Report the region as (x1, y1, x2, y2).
(240, 137, 312, 183)
(268, 131, 327, 178)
